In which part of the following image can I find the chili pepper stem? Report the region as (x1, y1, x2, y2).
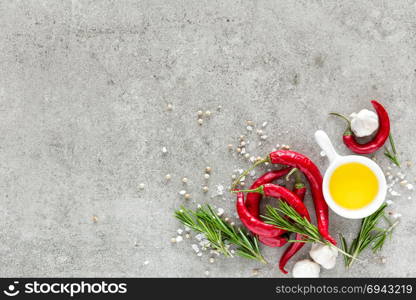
(286, 168, 305, 190)
(231, 157, 270, 189)
(329, 112, 351, 125)
(330, 112, 353, 135)
(285, 168, 297, 181)
(231, 185, 264, 194)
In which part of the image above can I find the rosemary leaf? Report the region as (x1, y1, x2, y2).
(341, 203, 397, 267)
(175, 205, 267, 264)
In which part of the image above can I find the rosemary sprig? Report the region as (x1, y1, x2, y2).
(384, 133, 400, 167)
(175, 205, 267, 264)
(262, 201, 357, 260)
(340, 203, 398, 267)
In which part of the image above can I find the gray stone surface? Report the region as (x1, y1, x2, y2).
(0, 0, 415, 277)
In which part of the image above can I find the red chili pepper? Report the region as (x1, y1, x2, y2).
(243, 168, 293, 247)
(268, 150, 337, 245)
(240, 184, 311, 221)
(246, 168, 292, 225)
(236, 191, 287, 238)
(331, 100, 390, 154)
(258, 235, 288, 247)
(279, 171, 307, 274)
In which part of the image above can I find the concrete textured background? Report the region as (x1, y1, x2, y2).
(0, 0, 415, 277)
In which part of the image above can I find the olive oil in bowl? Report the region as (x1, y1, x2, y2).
(329, 162, 379, 210)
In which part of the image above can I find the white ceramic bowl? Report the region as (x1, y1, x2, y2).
(315, 130, 387, 219)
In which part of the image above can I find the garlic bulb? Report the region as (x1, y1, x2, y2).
(292, 259, 320, 278)
(309, 243, 338, 269)
(350, 109, 379, 137)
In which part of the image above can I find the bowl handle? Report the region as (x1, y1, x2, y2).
(314, 130, 340, 164)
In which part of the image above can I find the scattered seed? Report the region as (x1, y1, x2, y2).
(236, 147, 241, 153)
(217, 208, 225, 216)
(244, 153, 250, 158)
(246, 120, 254, 126)
(202, 186, 209, 193)
(198, 118, 203, 125)
(179, 190, 186, 195)
(209, 258, 215, 263)
(252, 269, 259, 276)
(262, 121, 268, 128)
(246, 126, 253, 131)
(182, 177, 188, 183)
(282, 145, 290, 150)
(143, 260, 149, 265)
(139, 183, 145, 190)
(165, 174, 172, 180)
(392, 212, 402, 219)
(184, 193, 191, 200)
(162, 147, 168, 153)
(227, 144, 233, 150)
(197, 110, 203, 117)
(205, 110, 211, 117)
(204, 174, 210, 179)
(239, 135, 245, 141)
(231, 174, 236, 179)
(205, 270, 210, 276)
(390, 190, 401, 196)
(260, 135, 268, 140)
(185, 234, 191, 239)
(256, 129, 263, 135)
(240, 141, 246, 146)
(177, 229, 184, 235)
(171, 238, 177, 243)
(176, 236, 183, 242)
(167, 103, 173, 111)
(205, 166, 212, 173)
(192, 244, 200, 253)
(92, 216, 98, 223)
(230, 222, 235, 226)
(197, 252, 203, 257)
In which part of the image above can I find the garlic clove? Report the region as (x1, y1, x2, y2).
(292, 259, 320, 278)
(350, 109, 379, 137)
(309, 243, 338, 269)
